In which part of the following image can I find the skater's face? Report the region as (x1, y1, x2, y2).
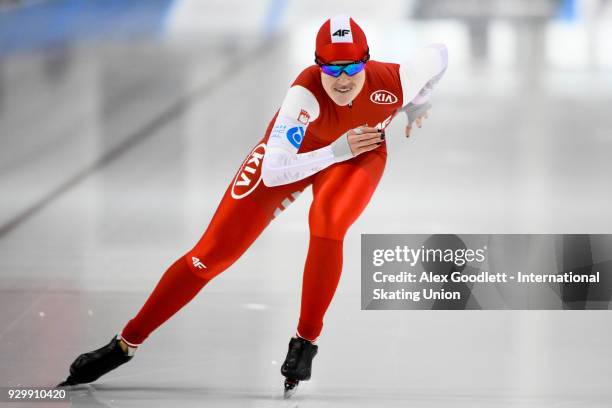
(320, 60, 366, 106)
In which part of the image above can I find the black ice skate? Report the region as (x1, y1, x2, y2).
(281, 336, 318, 398)
(57, 335, 134, 387)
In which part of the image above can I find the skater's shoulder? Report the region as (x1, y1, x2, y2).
(277, 66, 325, 121)
(290, 65, 325, 95)
(292, 65, 321, 84)
(279, 84, 321, 123)
(367, 60, 400, 72)
(366, 59, 400, 75)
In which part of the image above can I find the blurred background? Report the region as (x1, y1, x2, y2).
(1, 0, 611, 407)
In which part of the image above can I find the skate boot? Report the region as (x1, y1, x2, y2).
(281, 336, 318, 398)
(57, 335, 135, 387)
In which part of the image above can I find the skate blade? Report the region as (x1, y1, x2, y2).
(57, 379, 74, 388)
(57, 376, 81, 388)
(283, 379, 299, 399)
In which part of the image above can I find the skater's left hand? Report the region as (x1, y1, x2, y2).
(405, 112, 428, 138)
(403, 102, 431, 138)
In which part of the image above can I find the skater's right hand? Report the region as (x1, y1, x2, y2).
(347, 126, 384, 156)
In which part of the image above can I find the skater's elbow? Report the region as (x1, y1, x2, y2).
(261, 170, 283, 187)
(399, 44, 448, 106)
(261, 156, 286, 187)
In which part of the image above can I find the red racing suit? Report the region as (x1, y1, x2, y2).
(121, 45, 448, 345)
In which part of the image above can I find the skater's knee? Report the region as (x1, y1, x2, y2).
(308, 202, 354, 240)
(182, 252, 218, 280)
(308, 213, 349, 240)
(184, 241, 241, 280)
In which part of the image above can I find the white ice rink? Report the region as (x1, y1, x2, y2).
(1, 1, 612, 406)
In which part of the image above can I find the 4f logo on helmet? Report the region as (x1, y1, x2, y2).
(370, 90, 398, 105)
(286, 126, 305, 149)
(332, 29, 350, 37)
(231, 143, 266, 199)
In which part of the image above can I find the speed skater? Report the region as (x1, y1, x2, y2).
(58, 14, 448, 398)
